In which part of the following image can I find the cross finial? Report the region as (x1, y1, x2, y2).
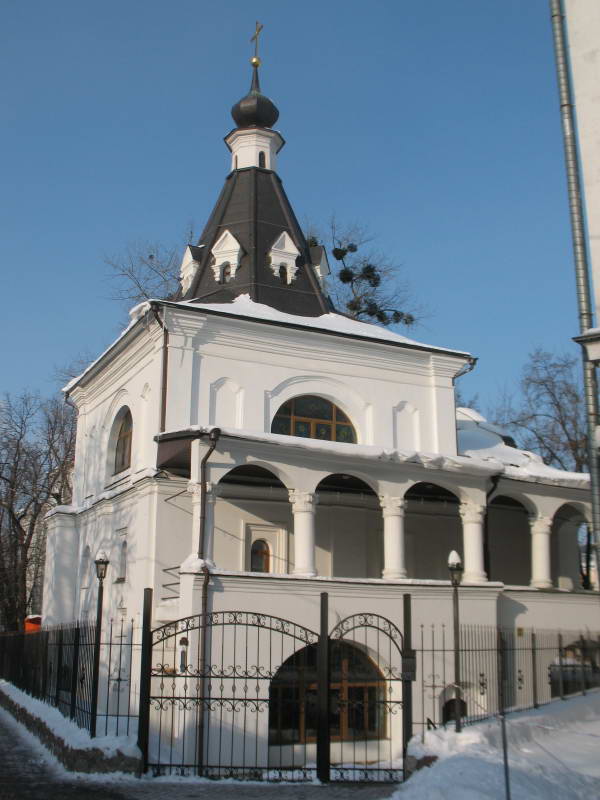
(250, 21, 263, 65)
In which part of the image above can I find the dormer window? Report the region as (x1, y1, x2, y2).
(267, 232, 300, 284)
(210, 230, 243, 282)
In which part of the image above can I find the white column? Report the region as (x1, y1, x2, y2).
(530, 515, 553, 589)
(380, 496, 407, 579)
(289, 491, 318, 577)
(459, 503, 487, 584)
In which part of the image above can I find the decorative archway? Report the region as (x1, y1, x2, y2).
(551, 503, 589, 590)
(269, 640, 386, 745)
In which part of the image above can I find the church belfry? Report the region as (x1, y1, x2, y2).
(177, 32, 330, 317)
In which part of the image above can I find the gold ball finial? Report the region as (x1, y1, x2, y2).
(250, 55, 261, 67)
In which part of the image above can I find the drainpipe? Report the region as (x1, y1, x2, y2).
(150, 302, 168, 433)
(550, 0, 600, 591)
(196, 427, 220, 776)
(198, 428, 221, 560)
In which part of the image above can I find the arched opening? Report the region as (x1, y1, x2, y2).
(316, 474, 380, 578)
(220, 262, 232, 284)
(442, 697, 467, 725)
(404, 483, 460, 580)
(234, 155, 238, 169)
(278, 264, 287, 284)
(271, 395, 356, 443)
(269, 641, 386, 744)
(487, 496, 531, 585)
(551, 504, 589, 590)
(250, 538, 270, 573)
(111, 407, 133, 476)
(217, 465, 291, 574)
(259, 150, 266, 168)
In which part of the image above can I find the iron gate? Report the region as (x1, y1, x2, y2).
(138, 590, 411, 782)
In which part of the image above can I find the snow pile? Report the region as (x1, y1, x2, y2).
(399, 693, 600, 799)
(0, 680, 139, 758)
(456, 408, 589, 489)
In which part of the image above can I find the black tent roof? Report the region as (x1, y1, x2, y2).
(177, 166, 330, 317)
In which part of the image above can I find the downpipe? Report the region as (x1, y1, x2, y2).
(196, 427, 220, 775)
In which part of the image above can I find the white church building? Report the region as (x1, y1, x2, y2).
(42, 54, 598, 777)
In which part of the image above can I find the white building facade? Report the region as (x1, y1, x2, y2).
(42, 56, 598, 776)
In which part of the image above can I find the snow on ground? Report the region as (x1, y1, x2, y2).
(397, 693, 600, 799)
(0, 680, 139, 758)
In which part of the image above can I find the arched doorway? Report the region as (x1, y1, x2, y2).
(216, 465, 291, 573)
(269, 640, 386, 745)
(404, 483, 460, 580)
(487, 496, 531, 585)
(315, 474, 380, 578)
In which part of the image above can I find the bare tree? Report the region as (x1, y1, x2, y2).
(105, 224, 196, 308)
(0, 393, 76, 630)
(309, 220, 417, 326)
(490, 349, 587, 473)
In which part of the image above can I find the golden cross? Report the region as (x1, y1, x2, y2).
(251, 21, 263, 60)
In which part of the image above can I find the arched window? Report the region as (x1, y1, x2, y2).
(279, 264, 287, 284)
(269, 641, 385, 744)
(220, 263, 232, 284)
(259, 151, 266, 168)
(250, 539, 270, 573)
(271, 395, 356, 443)
(114, 410, 133, 474)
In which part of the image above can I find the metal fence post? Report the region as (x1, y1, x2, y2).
(316, 592, 330, 783)
(69, 626, 81, 720)
(557, 632, 564, 700)
(54, 628, 63, 708)
(402, 593, 415, 760)
(497, 630, 512, 800)
(531, 631, 539, 709)
(137, 588, 153, 774)
(579, 635, 587, 694)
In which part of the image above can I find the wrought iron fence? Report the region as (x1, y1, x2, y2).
(0, 617, 141, 738)
(416, 623, 600, 736)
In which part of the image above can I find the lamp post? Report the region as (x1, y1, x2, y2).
(90, 551, 109, 738)
(448, 550, 463, 733)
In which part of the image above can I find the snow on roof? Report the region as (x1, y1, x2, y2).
(456, 408, 589, 489)
(175, 294, 470, 356)
(64, 294, 469, 393)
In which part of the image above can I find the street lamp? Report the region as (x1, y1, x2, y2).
(448, 550, 463, 733)
(90, 550, 109, 737)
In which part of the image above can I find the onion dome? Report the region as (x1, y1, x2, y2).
(231, 58, 279, 129)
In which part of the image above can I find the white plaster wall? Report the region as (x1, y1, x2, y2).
(42, 513, 79, 626)
(69, 323, 163, 506)
(163, 308, 465, 455)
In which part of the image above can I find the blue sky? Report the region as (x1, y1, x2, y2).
(0, 0, 584, 410)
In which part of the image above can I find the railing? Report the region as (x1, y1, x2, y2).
(0, 617, 141, 738)
(416, 623, 600, 737)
